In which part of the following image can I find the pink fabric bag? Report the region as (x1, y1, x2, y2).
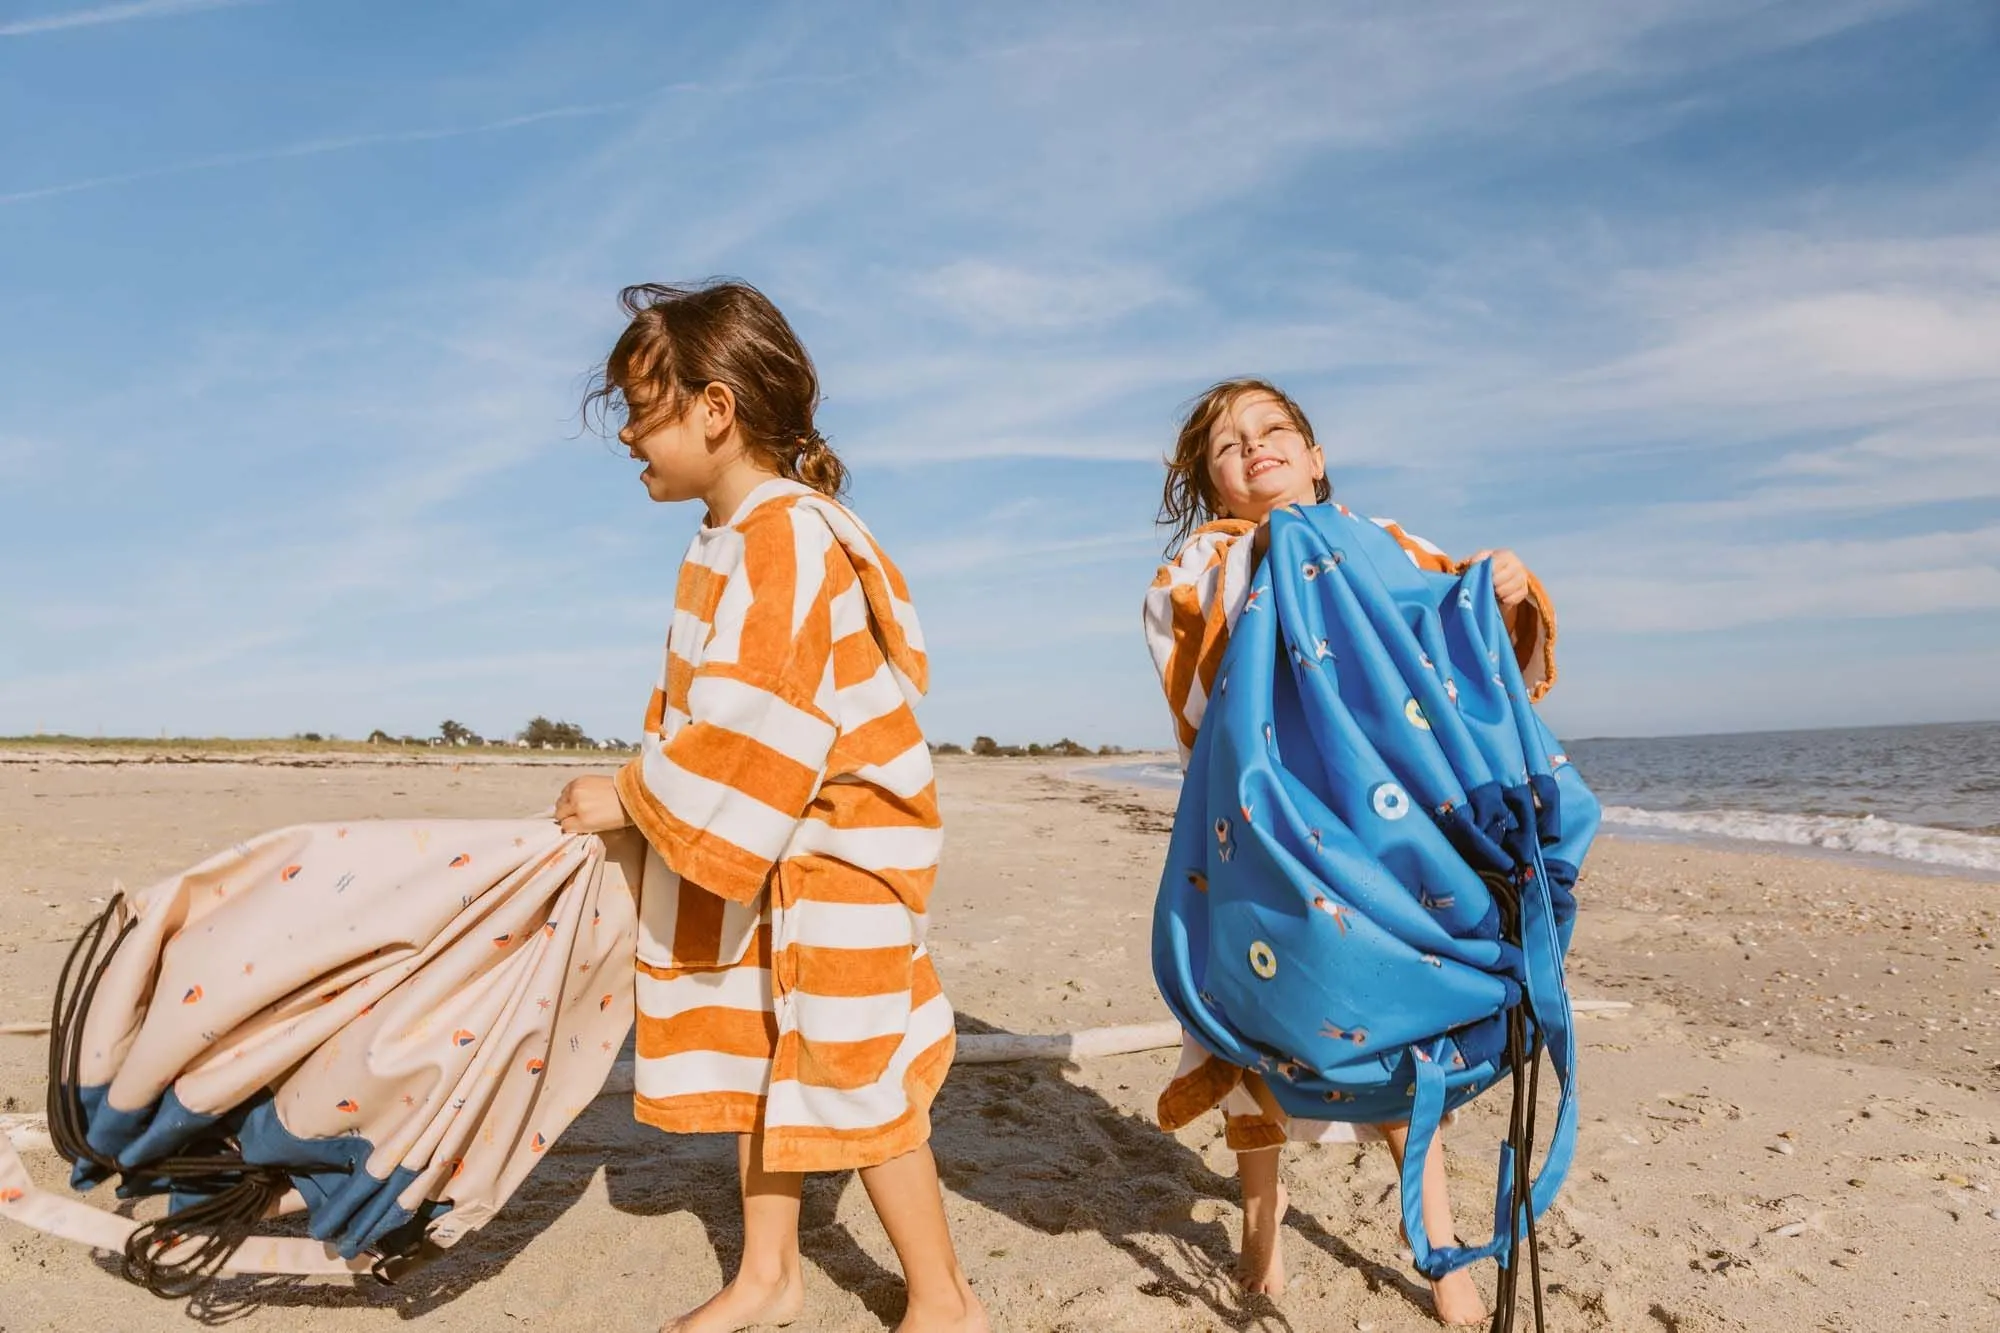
(0, 819, 639, 1294)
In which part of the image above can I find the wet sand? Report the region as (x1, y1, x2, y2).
(1, 751, 1995, 1331)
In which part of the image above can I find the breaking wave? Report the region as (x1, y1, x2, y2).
(1600, 806, 2000, 875)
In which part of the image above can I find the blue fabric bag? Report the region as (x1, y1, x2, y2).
(1151, 502, 1597, 1290)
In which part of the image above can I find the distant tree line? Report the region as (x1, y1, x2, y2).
(348, 718, 636, 751)
(930, 737, 1127, 758)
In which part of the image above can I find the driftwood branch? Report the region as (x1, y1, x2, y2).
(2, 1004, 1636, 1151)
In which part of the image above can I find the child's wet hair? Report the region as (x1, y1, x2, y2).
(585, 279, 847, 499)
(1158, 377, 1331, 550)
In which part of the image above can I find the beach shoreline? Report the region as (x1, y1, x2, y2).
(1, 752, 1995, 1331)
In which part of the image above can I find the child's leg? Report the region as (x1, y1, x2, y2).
(663, 1130, 806, 1333)
(1234, 1071, 1289, 1294)
(856, 1144, 987, 1333)
(1235, 1144, 1288, 1294)
(1381, 1122, 1488, 1328)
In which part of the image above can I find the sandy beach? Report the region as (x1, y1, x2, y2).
(0, 750, 1995, 1332)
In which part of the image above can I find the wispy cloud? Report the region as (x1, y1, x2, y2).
(0, 99, 642, 204)
(1554, 524, 2000, 634)
(0, 0, 257, 38)
(3, 1, 1992, 741)
(909, 260, 1188, 333)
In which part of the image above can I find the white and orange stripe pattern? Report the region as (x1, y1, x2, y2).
(1141, 508, 1558, 1148)
(1143, 512, 1558, 765)
(614, 478, 953, 1173)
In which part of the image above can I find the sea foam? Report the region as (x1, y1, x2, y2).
(1600, 806, 2000, 876)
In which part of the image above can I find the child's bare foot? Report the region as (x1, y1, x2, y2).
(661, 1266, 804, 1333)
(892, 1272, 988, 1332)
(1428, 1267, 1487, 1327)
(1236, 1180, 1289, 1295)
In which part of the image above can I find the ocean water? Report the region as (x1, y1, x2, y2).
(1097, 721, 2000, 876)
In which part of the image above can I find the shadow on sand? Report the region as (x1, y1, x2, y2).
(140, 1015, 1436, 1330)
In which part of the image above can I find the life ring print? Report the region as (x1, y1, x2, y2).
(1369, 781, 1411, 820)
(1248, 940, 1278, 979)
(1404, 697, 1431, 730)
(1302, 560, 1318, 581)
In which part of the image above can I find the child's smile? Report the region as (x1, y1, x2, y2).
(1207, 390, 1326, 523)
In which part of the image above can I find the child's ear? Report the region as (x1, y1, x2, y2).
(701, 382, 738, 441)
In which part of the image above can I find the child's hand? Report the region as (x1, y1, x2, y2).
(1470, 549, 1531, 607)
(553, 775, 632, 835)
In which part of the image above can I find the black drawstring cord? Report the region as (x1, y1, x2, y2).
(1477, 867, 1547, 1333)
(44, 895, 400, 1299)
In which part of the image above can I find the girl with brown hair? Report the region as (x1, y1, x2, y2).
(1143, 378, 1559, 1326)
(552, 281, 986, 1333)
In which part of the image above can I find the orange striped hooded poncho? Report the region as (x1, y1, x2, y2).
(1142, 510, 1557, 1149)
(614, 478, 952, 1173)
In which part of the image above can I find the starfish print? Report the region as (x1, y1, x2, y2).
(401, 1094, 418, 1108)
(536, 996, 552, 1011)
(601, 1040, 614, 1053)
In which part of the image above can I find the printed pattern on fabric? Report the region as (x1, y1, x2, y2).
(3, 820, 640, 1267)
(1141, 507, 1557, 1146)
(615, 478, 954, 1172)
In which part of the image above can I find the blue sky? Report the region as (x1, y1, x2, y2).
(3, 0, 1997, 747)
